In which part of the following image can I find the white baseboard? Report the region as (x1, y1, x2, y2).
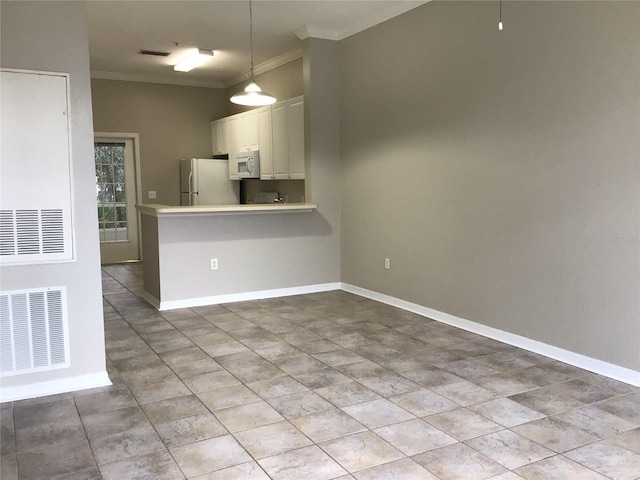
(0, 371, 112, 403)
(156, 282, 343, 311)
(341, 283, 640, 387)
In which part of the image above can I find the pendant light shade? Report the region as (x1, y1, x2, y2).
(231, 0, 276, 106)
(231, 81, 277, 106)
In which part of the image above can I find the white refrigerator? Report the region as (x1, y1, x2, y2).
(180, 158, 240, 206)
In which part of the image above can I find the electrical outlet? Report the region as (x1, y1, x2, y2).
(148, 191, 157, 199)
(210, 258, 218, 270)
(384, 258, 390, 270)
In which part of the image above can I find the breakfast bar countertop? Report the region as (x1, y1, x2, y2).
(136, 203, 318, 217)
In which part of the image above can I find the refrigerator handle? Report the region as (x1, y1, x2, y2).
(190, 192, 197, 206)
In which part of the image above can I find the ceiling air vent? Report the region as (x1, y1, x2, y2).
(139, 50, 170, 57)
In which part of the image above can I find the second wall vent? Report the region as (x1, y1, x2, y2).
(0, 286, 69, 377)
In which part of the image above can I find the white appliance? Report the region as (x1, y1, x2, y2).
(180, 158, 240, 206)
(236, 150, 261, 179)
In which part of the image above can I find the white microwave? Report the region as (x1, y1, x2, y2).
(237, 151, 260, 179)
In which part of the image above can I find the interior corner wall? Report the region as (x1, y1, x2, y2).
(91, 80, 228, 207)
(340, 1, 640, 371)
(0, 1, 108, 400)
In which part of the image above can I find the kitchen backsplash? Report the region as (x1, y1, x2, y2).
(242, 179, 305, 204)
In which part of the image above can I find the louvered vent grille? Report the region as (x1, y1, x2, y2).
(0, 287, 69, 376)
(0, 209, 66, 260)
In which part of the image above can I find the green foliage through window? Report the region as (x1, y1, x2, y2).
(95, 143, 128, 243)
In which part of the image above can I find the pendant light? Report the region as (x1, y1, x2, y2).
(498, 0, 504, 31)
(231, 0, 277, 106)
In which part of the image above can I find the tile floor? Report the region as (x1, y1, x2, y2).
(1, 263, 639, 480)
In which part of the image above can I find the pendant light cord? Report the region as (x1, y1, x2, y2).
(249, 0, 255, 81)
(499, 0, 502, 23)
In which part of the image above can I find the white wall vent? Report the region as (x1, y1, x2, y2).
(0, 286, 70, 377)
(0, 209, 66, 259)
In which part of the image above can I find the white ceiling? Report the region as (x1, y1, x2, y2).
(86, 0, 428, 88)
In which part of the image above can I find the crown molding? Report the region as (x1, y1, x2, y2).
(224, 45, 304, 88)
(297, 0, 430, 41)
(90, 70, 225, 89)
(295, 25, 339, 41)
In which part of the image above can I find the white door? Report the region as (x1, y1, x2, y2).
(94, 136, 140, 264)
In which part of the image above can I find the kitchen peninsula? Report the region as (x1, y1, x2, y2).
(136, 202, 341, 311)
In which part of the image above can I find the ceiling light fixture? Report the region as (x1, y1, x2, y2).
(230, 0, 276, 106)
(498, 0, 504, 31)
(174, 49, 214, 72)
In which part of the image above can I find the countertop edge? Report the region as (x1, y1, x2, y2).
(136, 203, 318, 217)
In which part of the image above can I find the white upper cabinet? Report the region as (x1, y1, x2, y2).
(219, 96, 304, 181)
(270, 102, 288, 179)
(287, 97, 305, 179)
(261, 95, 305, 180)
(211, 117, 228, 155)
(257, 106, 273, 178)
(226, 116, 239, 179)
(236, 109, 259, 152)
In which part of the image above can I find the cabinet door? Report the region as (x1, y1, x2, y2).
(211, 119, 228, 155)
(287, 97, 305, 179)
(211, 121, 218, 155)
(217, 119, 228, 154)
(271, 102, 288, 179)
(226, 116, 239, 179)
(258, 106, 273, 179)
(237, 110, 259, 151)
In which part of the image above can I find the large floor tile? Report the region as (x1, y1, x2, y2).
(197, 384, 261, 410)
(353, 457, 440, 480)
(190, 461, 270, 479)
(258, 444, 348, 480)
(99, 451, 184, 480)
(514, 455, 608, 480)
(342, 399, 415, 429)
(512, 417, 599, 452)
(90, 425, 165, 465)
(154, 412, 227, 448)
(469, 398, 545, 428)
(16, 439, 97, 479)
(319, 431, 404, 472)
(425, 408, 504, 441)
(464, 430, 554, 470)
(267, 390, 334, 418)
(374, 418, 457, 455)
(412, 442, 507, 480)
(170, 435, 251, 478)
(213, 400, 284, 432)
(80, 405, 150, 439)
(315, 381, 381, 407)
(246, 375, 309, 399)
(554, 404, 637, 438)
(290, 409, 366, 443)
(234, 421, 312, 458)
(565, 441, 640, 480)
(141, 394, 209, 425)
(388, 388, 459, 416)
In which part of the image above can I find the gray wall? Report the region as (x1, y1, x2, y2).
(0, 2, 107, 393)
(91, 80, 229, 206)
(340, 1, 640, 370)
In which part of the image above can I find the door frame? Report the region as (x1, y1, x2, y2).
(94, 132, 143, 262)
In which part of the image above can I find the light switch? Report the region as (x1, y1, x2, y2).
(148, 191, 157, 199)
